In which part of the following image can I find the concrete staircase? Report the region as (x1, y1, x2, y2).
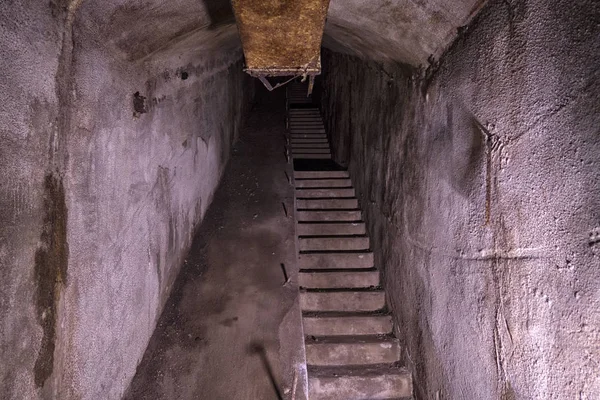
(287, 83, 413, 400)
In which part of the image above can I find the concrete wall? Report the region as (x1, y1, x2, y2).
(0, 2, 252, 399)
(320, 0, 600, 398)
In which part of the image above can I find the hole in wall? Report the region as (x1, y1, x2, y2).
(181, 72, 189, 80)
(133, 91, 147, 116)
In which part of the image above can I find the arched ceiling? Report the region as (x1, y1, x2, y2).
(81, 0, 486, 67)
(324, 0, 486, 66)
(79, 0, 240, 61)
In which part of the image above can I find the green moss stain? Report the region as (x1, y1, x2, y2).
(33, 174, 68, 388)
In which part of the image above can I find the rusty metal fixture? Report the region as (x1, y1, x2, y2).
(231, 0, 330, 92)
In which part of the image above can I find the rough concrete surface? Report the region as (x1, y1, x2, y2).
(324, 0, 485, 66)
(1, 3, 67, 399)
(124, 86, 306, 400)
(2, 0, 599, 399)
(320, 0, 600, 398)
(1, 1, 252, 398)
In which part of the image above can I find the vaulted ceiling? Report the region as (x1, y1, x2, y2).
(325, 0, 486, 65)
(84, 0, 486, 67)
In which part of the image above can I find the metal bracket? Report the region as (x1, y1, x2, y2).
(257, 75, 298, 92)
(257, 74, 315, 96)
(307, 75, 315, 96)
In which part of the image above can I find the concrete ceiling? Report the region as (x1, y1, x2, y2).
(80, 0, 240, 61)
(82, 0, 486, 67)
(324, 0, 486, 66)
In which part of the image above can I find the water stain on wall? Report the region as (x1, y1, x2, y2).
(33, 174, 68, 387)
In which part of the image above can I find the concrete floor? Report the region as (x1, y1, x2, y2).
(124, 88, 307, 400)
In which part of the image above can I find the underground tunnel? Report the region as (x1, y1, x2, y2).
(0, 0, 599, 399)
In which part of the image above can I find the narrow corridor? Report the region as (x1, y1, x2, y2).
(124, 88, 306, 399)
(2, 2, 597, 398)
(124, 81, 416, 399)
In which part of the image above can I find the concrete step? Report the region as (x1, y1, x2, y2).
(290, 142, 328, 148)
(296, 187, 355, 198)
(300, 289, 384, 312)
(291, 143, 330, 149)
(294, 171, 349, 179)
(291, 127, 326, 132)
(290, 147, 329, 152)
(290, 122, 323, 126)
(290, 133, 327, 139)
(290, 124, 325, 128)
(303, 313, 393, 336)
(299, 269, 379, 289)
(292, 147, 329, 154)
(289, 109, 320, 113)
(297, 210, 362, 222)
(290, 138, 329, 144)
(291, 129, 327, 134)
(291, 146, 328, 150)
(290, 126, 325, 130)
(308, 366, 412, 400)
(292, 150, 330, 155)
(297, 198, 358, 209)
(305, 336, 401, 366)
(295, 178, 352, 188)
(291, 137, 328, 142)
(289, 118, 323, 122)
(291, 142, 329, 147)
(290, 127, 324, 132)
(298, 236, 370, 251)
(298, 251, 373, 269)
(292, 154, 332, 159)
(297, 222, 366, 236)
(292, 147, 332, 152)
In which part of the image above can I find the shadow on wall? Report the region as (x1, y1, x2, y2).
(203, 0, 236, 29)
(426, 101, 486, 195)
(104, 0, 238, 61)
